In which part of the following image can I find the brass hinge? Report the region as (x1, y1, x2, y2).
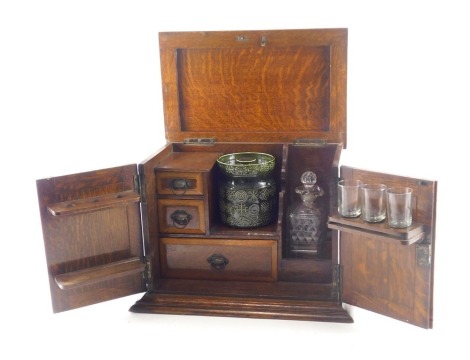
(183, 138, 216, 145)
(294, 138, 327, 147)
(416, 243, 432, 267)
(134, 173, 146, 203)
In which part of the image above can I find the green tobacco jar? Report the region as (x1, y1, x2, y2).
(217, 152, 277, 228)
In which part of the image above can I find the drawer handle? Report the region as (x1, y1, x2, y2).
(171, 178, 191, 195)
(207, 254, 229, 271)
(170, 210, 192, 228)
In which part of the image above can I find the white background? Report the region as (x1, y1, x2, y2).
(1, 1, 468, 359)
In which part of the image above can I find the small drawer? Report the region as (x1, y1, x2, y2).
(160, 238, 278, 282)
(156, 171, 204, 196)
(158, 199, 206, 234)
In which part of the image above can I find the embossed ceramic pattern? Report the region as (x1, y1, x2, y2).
(218, 180, 277, 228)
(217, 152, 275, 177)
(217, 152, 277, 228)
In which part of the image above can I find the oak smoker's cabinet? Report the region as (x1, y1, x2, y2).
(37, 29, 437, 329)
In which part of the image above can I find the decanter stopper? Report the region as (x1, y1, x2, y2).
(296, 171, 324, 201)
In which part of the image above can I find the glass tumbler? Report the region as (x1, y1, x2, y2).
(386, 187, 413, 228)
(338, 179, 363, 217)
(361, 184, 387, 223)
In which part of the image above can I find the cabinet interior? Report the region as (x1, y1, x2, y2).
(149, 142, 342, 292)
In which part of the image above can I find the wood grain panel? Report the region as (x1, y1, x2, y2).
(177, 46, 330, 132)
(37, 165, 145, 312)
(338, 166, 436, 328)
(156, 171, 204, 196)
(159, 29, 347, 145)
(157, 199, 206, 234)
(160, 238, 277, 281)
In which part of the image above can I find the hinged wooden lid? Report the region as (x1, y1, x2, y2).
(159, 28, 347, 146)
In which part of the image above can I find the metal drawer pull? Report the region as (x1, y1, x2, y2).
(170, 178, 191, 195)
(170, 210, 192, 228)
(207, 254, 229, 271)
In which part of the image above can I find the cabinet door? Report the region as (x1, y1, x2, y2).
(328, 166, 437, 328)
(37, 165, 146, 313)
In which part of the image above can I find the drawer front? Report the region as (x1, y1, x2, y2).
(158, 199, 206, 234)
(156, 171, 204, 196)
(160, 238, 278, 282)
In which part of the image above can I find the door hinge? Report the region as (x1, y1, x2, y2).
(332, 264, 342, 301)
(294, 138, 327, 147)
(183, 138, 216, 145)
(416, 243, 432, 267)
(143, 257, 154, 290)
(134, 173, 146, 203)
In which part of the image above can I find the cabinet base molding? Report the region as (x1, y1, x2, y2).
(130, 281, 352, 323)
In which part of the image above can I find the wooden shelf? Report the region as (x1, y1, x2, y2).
(54, 257, 145, 290)
(47, 190, 140, 216)
(328, 213, 425, 245)
(209, 223, 280, 239)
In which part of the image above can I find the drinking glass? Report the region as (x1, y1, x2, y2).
(386, 187, 413, 228)
(362, 184, 387, 223)
(338, 179, 363, 217)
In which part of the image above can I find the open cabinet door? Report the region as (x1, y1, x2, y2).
(37, 165, 147, 313)
(329, 166, 437, 328)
